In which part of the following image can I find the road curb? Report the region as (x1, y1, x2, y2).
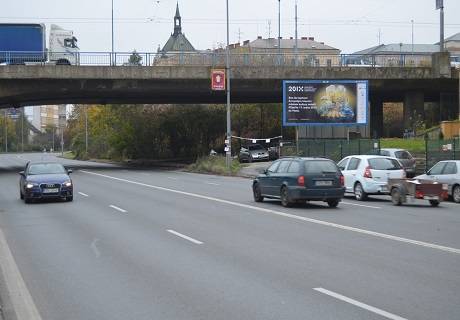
(0, 227, 42, 320)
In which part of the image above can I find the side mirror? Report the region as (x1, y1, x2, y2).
(67, 169, 73, 174)
(19, 171, 25, 177)
(263, 169, 268, 175)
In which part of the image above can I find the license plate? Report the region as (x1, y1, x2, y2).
(316, 180, 333, 186)
(43, 188, 59, 194)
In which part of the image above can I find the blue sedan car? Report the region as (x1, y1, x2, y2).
(19, 162, 73, 203)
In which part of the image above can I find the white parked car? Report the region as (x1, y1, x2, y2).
(415, 160, 460, 203)
(338, 155, 406, 201)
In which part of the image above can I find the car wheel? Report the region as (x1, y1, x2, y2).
(253, 183, 264, 202)
(391, 188, 403, 206)
(327, 199, 340, 208)
(280, 186, 292, 208)
(24, 197, 32, 204)
(20, 190, 24, 200)
(248, 156, 253, 163)
(354, 182, 368, 201)
(453, 185, 460, 203)
(429, 200, 440, 207)
(66, 196, 73, 202)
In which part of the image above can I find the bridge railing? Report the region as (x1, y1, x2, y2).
(0, 51, 434, 68)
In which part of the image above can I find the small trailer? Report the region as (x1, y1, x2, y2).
(388, 178, 449, 207)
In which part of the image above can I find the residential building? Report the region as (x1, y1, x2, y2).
(31, 105, 66, 132)
(224, 36, 341, 67)
(441, 32, 460, 56)
(350, 43, 439, 67)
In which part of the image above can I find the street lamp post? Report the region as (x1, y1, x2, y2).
(278, 0, 283, 141)
(111, 0, 115, 65)
(21, 107, 24, 153)
(4, 109, 7, 153)
(278, 0, 281, 61)
(225, 0, 232, 170)
(85, 106, 88, 156)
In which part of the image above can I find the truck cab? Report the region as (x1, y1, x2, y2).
(48, 24, 79, 65)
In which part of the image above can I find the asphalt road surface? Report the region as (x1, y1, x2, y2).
(0, 153, 459, 320)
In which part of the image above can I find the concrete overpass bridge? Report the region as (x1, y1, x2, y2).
(0, 52, 458, 137)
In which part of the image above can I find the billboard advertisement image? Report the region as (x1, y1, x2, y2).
(283, 80, 368, 126)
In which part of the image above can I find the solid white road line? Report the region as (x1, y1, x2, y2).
(341, 202, 382, 209)
(109, 205, 127, 213)
(314, 288, 407, 320)
(0, 227, 42, 320)
(205, 182, 220, 186)
(78, 192, 89, 197)
(80, 170, 460, 255)
(167, 177, 179, 180)
(167, 230, 203, 245)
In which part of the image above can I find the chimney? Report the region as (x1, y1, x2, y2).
(257, 36, 262, 40)
(308, 37, 314, 41)
(243, 40, 250, 45)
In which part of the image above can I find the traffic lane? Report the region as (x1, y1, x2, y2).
(2, 173, 321, 320)
(79, 168, 460, 249)
(70, 170, 460, 319)
(0, 173, 394, 320)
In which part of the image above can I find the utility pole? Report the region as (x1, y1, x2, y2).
(268, 20, 271, 38)
(61, 126, 64, 157)
(21, 107, 24, 153)
(52, 127, 55, 152)
(85, 106, 88, 156)
(4, 109, 7, 153)
(411, 20, 414, 55)
(111, 0, 115, 65)
(295, 0, 298, 66)
(278, 0, 281, 59)
(278, 0, 283, 140)
(225, 0, 232, 170)
(436, 0, 444, 52)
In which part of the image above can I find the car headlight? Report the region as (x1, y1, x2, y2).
(26, 183, 36, 189)
(63, 181, 72, 187)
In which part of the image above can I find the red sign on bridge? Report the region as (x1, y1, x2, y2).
(211, 69, 226, 91)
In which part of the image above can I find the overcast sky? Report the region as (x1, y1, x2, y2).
(2, 0, 460, 53)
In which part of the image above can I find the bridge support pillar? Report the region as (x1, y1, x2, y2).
(403, 91, 425, 131)
(440, 93, 458, 121)
(370, 97, 383, 138)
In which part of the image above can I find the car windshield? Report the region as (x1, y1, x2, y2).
(368, 158, 402, 170)
(248, 144, 264, 151)
(305, 160, 339, 174)
(28, 163, 66, 175)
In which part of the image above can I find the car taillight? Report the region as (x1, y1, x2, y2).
(297, 176, 305, 187)
(340, 175, 345, 186)
(415, 189, 424, 199)
(363, 166, 372, 178)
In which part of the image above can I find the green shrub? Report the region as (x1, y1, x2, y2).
(187, 156, 242, 175)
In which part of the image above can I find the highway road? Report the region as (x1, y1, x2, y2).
(0, 153, 459, 320)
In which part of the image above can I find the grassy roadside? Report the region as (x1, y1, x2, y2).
(380, 138, 426, 154)
(186, 156, 243, 175)
(60, 151, 76, 160)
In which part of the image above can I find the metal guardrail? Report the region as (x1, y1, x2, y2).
(0, 51, 434, 68)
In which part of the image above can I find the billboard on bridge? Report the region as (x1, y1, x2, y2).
(283, 80, 368, 127)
